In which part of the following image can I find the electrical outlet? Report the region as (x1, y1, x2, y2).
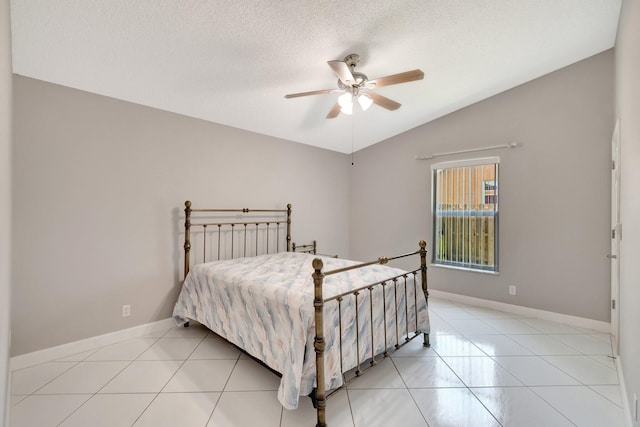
(122, 304, 131, 317)
(508, 285, 516, 296)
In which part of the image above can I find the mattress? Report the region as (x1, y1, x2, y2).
(173, 251, 430, 409)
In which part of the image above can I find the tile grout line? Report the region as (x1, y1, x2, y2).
(388, 355, 430, 426)
(14, 359, 81, 398)
(10, 346, 105, 400)
(54, 333, 166, 426)
(434, 315, 506, 427)
(203, 352, 242, 427)
(526, 385, 580, 426)
(586, 384, 625, 408)
(129, 329, 210, 426)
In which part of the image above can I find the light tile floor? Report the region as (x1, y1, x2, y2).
(9, 298, 627, 426)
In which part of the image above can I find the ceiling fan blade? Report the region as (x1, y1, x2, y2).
(326, 103, 341, 119)
(285, 89, 341, 99)
(367, 69, 424, 88)
(367, 91, 401, 111)
(328, 60, 355, 86)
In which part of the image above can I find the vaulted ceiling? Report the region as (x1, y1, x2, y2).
(10, 0, 621, 153)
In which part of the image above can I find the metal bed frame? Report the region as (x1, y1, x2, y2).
(183, 200, 291, 278)
(182, 201, 429, 427)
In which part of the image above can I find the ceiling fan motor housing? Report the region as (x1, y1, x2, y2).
(337, 71, 368, 92)
(343, 53, 360, 68)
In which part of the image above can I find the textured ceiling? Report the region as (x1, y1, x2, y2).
(10, 0, 621, 153)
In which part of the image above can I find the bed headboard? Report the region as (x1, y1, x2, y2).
(183, 201, 292, 278)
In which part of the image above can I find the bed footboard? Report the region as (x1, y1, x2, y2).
(312, 240, 429, 427)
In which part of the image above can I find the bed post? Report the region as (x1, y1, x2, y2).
(286, 204, 292, 252)
(184, 201, 192, 279)
(312, 258, 327, 427)
(419, 240, 430, 347)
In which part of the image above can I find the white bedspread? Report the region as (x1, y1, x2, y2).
(173, 251, 430, 409)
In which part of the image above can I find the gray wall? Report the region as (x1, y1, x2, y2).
(615, 0, 640, 424)
(1, 0, 12, 423)
(350, 50, 614, 322)
(11, 77, 350, 356)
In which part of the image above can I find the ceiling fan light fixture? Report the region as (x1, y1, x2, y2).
(338, 92, 354, 115)
(340, 103, 353, 115)
(358, 93, 373, 111)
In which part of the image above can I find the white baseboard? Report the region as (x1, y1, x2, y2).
(617, 357, 635, 427)
(10, 318, 176, 371)
(429, 290, 611, 333)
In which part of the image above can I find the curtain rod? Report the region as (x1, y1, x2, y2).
(415, 142, 520, 160)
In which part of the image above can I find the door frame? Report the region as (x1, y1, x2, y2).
(610, 118, 621, 353)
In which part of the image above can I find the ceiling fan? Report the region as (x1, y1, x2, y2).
(285, 53, 424, 119)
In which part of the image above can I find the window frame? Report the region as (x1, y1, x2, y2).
(430, 156, 500, 273)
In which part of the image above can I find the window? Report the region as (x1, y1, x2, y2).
(431, 157, 499, 272)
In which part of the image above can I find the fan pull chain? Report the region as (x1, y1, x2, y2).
(351, 114, 355, 166)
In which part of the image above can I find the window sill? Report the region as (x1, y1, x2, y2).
(429, 263, 499, 275)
